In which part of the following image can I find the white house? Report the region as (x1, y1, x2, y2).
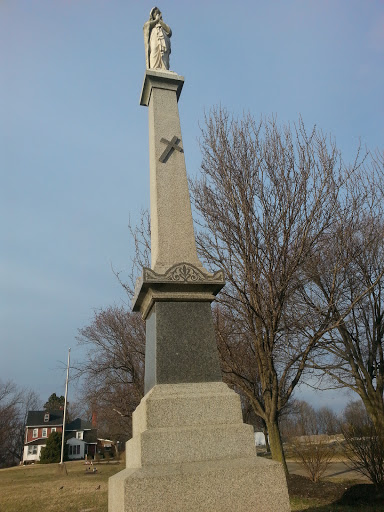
(65, 418, 97, 460)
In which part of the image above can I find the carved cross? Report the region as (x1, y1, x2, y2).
(159, 136, 183, 163)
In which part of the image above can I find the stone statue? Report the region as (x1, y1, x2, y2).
(143, 7, 172, 70)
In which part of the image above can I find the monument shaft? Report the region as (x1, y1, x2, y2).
(142, 70, 202, 273)
(134, 70, 224, 394)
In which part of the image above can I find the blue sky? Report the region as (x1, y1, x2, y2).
(1, 1, 383, 411)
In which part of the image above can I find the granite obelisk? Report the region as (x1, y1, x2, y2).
(108, 8, 290, 511)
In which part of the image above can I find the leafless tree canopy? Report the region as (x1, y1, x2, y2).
(190, 107, 365, 469)
(279, 400, 340, 441)
(341, 399, 384, 488)
(115, 210, 151, 298)
(301, 152, 384, 431)
(75, 306, 145, 441)
(0, 380, 39, 467)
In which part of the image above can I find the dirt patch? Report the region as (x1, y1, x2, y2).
(287, 474, 347, 503)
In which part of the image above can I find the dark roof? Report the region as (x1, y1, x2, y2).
(25, 439, 49, 446)
(26, 410, 64, 427)
(84, 429, 98, 444)
(65, 418, 93, 431)
(65, 428, 98, 443)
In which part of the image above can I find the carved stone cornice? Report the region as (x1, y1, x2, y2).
(143, 263, 224, 283)
(132, 262, 225, 319)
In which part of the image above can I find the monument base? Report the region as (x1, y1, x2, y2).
(108, 382, 290, 512)
(109, 456, 289, 512)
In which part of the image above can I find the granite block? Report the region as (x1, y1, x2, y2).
(145, 302, 222, 393)
(132, 382, 242, 435)
(109, 456, 291, 512)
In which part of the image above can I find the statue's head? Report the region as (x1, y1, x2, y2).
(149, 7, 162, 20)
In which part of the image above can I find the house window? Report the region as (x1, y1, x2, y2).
(44, 413, 49, 422)
(32, 429, 38, 438)
(28, 445, 38, 455)
(76, 431, 83, 440)
(42, 428, 47, 438)
(69, 445, 81, 456)
(51, 427, 56, 433)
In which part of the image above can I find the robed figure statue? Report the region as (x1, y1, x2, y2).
(143, 7, 172, 70)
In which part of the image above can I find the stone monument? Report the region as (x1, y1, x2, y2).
(108, 8, 291, 511)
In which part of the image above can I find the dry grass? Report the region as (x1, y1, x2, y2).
(2, 460, 384, 511)
(0, 460, 123, 512)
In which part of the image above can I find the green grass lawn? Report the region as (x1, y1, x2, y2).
(0, 460, 123, 512)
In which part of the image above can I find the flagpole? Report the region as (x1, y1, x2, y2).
(60, 348, 70, 465)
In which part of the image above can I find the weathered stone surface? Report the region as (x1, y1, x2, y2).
(126, 383, 255, 467)
(140, 69, 183, 107)
(109, 457, 290, 512)
(132, 382, 243, 434)
(132, 262, 225, 318)
(126, 423, 256, 467)
(142, 70, 203, 274)
(144, 302, 222, 394)
(108, 383, 291, 512)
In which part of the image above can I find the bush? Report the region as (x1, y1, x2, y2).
(291, 436, 335, 482)
(342, 421, 384, 489)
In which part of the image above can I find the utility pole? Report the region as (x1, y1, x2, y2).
(60, 348, 70, 466)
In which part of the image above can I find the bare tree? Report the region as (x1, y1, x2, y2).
(75, 306, 145, 441)
(316, 406, 339, 435)
(115, 210, 151, 298)
(0, 380, 39, 467)
(190, 107, 361, 470)
(301, 154, 384, 431)
(341, 400, 384, 488)
(279, 400, 337, 482)
(0, 381, 20, 468)
(293, 401, 320, 437)
(279, 400, 318, 440)
(343, 400, 368, 429)
(291, 436, 335, 483)
(279, 400, 340, 440)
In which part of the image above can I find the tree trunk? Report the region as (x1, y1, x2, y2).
(263, 426, 271, 452)
(368, 406, 384, 433)
(266, 419, 288, 476)
(360, 392, 384, 432)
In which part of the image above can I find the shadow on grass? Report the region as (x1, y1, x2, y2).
(288, 474, 384, 512)
(295, 484, 384, 512)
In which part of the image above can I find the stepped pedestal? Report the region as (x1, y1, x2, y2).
(109, 383, 290, 512)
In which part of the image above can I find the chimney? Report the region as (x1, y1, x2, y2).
(92, 411, 97, 428)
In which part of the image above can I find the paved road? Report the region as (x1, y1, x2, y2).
(287, 461, 369, 481)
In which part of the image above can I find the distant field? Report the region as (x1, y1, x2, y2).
(0, 460, 123, 512)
